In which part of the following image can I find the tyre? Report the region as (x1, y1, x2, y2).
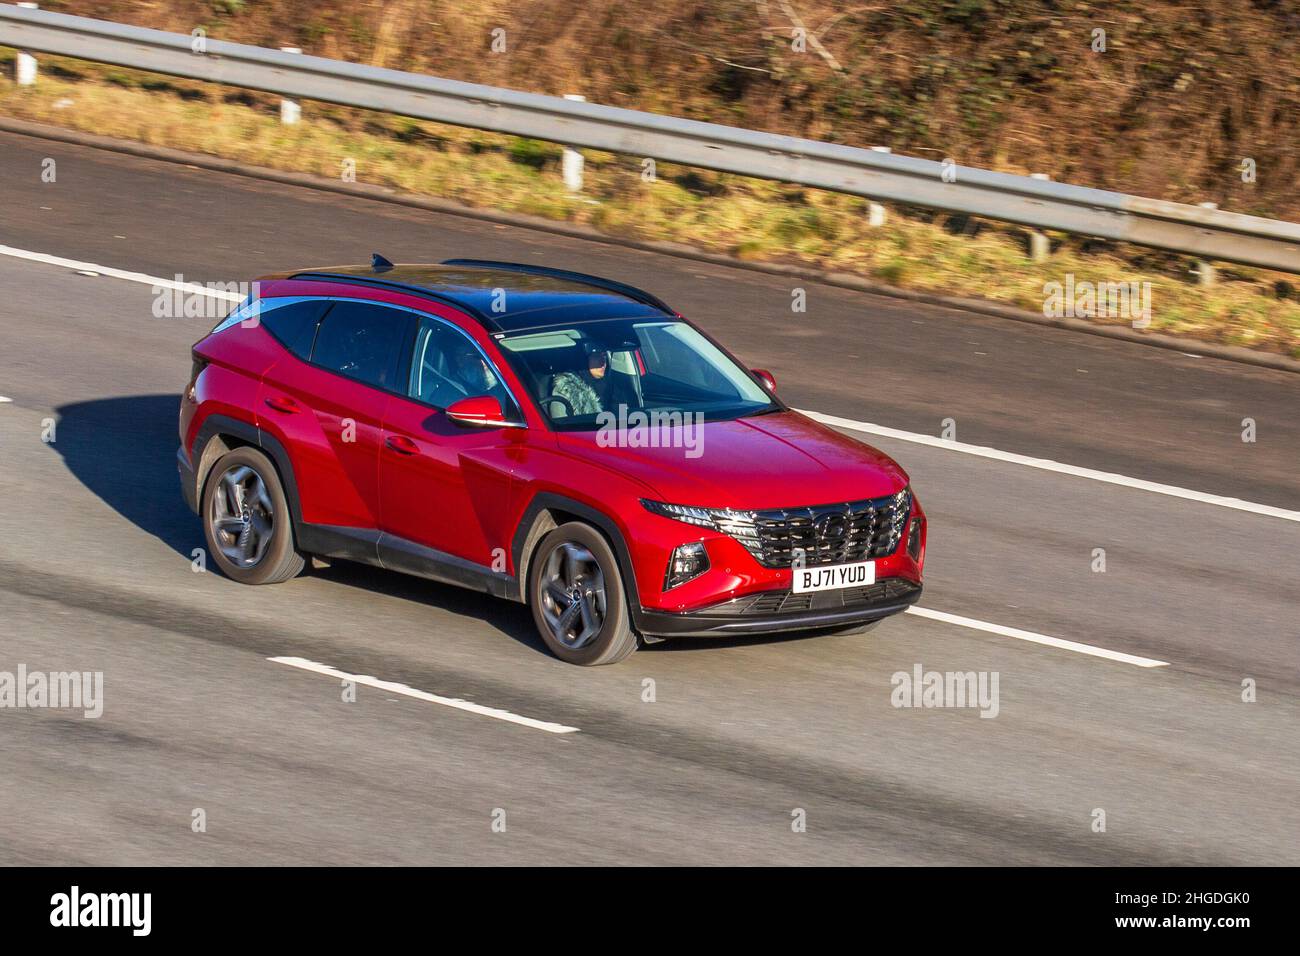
(201, 446, 305, 585)
(528, 522, 638, 665)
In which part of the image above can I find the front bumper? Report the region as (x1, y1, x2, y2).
(636, 576, 922, 638)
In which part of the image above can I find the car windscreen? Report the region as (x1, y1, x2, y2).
(496, 318, 777, 431)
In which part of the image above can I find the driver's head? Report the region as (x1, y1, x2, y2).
(452, 344, 489, 392)
(586, 346, 608, 380)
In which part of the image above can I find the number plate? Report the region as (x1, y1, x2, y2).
(792, 560, 876, 594)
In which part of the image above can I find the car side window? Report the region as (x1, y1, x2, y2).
(310, 301, 411, 389)
(408, 316, 516, 414)
(260, 299, 329, 360)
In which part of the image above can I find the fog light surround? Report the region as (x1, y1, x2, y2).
(665, 541, 710, 590)
(907, 517, 923, 561)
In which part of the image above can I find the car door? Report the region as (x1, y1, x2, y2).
(379, 312, 524, 573)
(258, 298, 413, 539)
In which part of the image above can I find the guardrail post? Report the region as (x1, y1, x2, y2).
(1196, 203, 1218, 287)
(279, 47, 302, 124)
(561, 94, 585, 192)
(1029, 173, 1052, 261)
(15, 3, 38, 86)
(867, 147, 890, 226)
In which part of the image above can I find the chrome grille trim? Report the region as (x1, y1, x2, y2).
(734, 489, 911, 569)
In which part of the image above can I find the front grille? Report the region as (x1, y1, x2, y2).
(704, 577, 921, 617)
(714, 489, 911, 569)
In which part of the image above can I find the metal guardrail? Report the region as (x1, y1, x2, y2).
(3, 4, 1299, 273)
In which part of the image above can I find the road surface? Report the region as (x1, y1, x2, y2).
(0, 128, 1296, 865)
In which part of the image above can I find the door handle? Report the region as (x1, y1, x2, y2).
(385, 435, 419, 455)
(264, 395, 299, 414)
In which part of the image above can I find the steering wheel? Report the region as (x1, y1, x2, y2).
(423, 360, 470, 400)
(545, 394, 575, 417)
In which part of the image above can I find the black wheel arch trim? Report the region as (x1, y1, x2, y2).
(184, 414, 304, 528)
(512, 493, 646, 626)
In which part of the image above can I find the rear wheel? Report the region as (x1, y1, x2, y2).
(528, 522, 637, 666)
(202, 447, 304, 585)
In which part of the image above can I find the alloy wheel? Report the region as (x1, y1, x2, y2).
(539, 542, 607, 649)
(209, 464, 275, 568)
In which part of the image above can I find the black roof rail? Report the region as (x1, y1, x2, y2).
(440, 259, 675, 315)
(286, 272, 498, 329)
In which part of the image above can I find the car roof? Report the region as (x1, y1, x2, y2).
(284, 259, 675, 333)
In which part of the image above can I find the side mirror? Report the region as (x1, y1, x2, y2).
(752, 368, 777, 393)
(446, 395, 516, 428)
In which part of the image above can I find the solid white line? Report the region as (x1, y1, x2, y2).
(4, 242, 1295, 524)
(0, 244, 244, 301)
(905, 606, 1169, 667)
(0, 396, 11, 403)
(800, 408, 1300, 524)
(268, 656, 580, 734)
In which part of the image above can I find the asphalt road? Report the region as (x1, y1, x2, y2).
(0, 128, 1296, 865)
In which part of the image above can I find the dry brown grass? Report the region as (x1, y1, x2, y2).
(38, 0, 1299, 221)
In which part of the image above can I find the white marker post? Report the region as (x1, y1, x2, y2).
(279, 47, 302, 125)
(561, 94, 586, 193)
(16, 4, 39, 87)
(867, 147, 890, 227)
(1029, 173, 1051, 261)
(1197, 203, 1217, 287)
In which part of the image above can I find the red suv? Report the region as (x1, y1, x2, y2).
(178, 259, 926, 665)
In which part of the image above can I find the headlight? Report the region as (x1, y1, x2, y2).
(640, 499, 720, 528)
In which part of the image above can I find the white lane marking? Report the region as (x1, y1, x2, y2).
(0, 396, 11, 403)
(3, 243, 1295, 524)
(801, 409, 1300, 524)
(268, 656, 580, 734)
(905, 606, 1169, 668)
(0, 244, 244, 301)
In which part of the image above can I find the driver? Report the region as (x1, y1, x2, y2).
(449, 342, 499, 396)
(549, 346, 609, 417)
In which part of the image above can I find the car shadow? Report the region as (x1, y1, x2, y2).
(49, 394, 548, 655)
(51, 394, 202, 558)
(306, 560, 547, 656)
(640, 624, 862, 654)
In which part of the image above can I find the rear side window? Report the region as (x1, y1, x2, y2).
(261, 299, 329, 359)
(310, 301, 412, 389)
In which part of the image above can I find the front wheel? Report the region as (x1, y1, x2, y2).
(201, 446, 305, 585)
(528, 522, 638, 665)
